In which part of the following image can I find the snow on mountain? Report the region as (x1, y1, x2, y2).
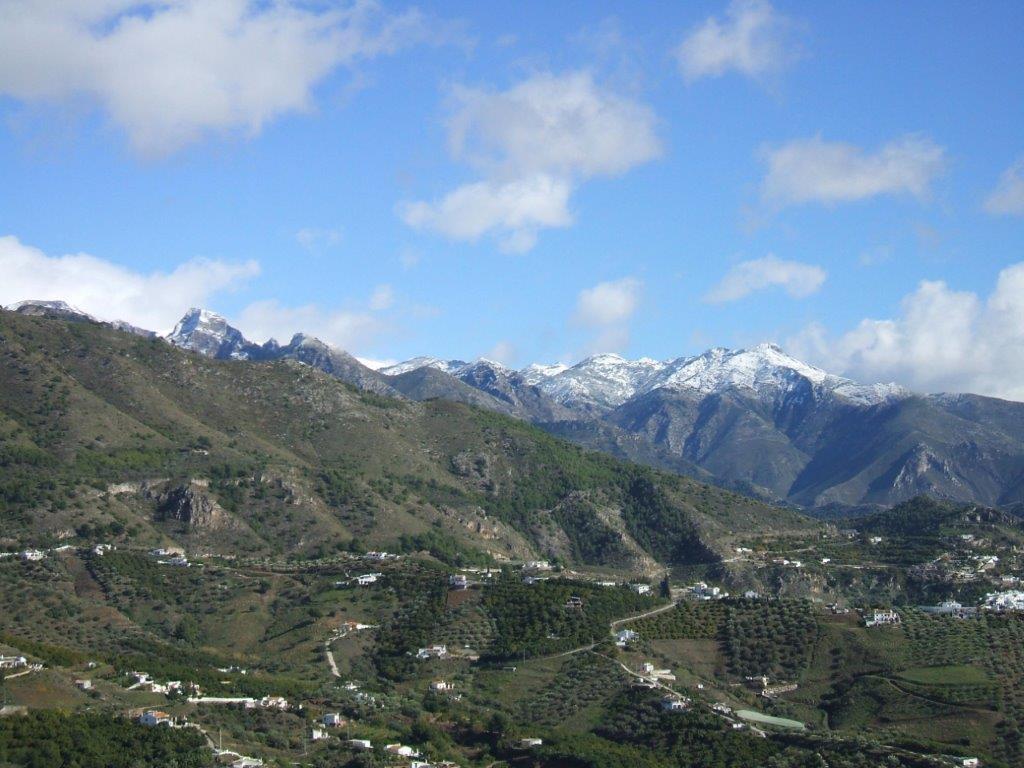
(527, 353, 668, 412)
(520, 362, 570, 385)
(525, 344, 906, 412)
(380, 357, 467, 377)
(167, 308, 259, 360)
(653, 343, 906, 405)
(8, 299, 97, 321)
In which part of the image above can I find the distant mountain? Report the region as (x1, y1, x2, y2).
(0, 308, 808, 571)
(386, 344, 1024, 510)
(11, 300, 1024, 512)
(166, 307, 399, 397)
(9, 299, 156, 338)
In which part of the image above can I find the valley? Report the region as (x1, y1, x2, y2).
(3, 310, 1024, 767)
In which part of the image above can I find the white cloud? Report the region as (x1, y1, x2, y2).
(369, 284, 394, 310)
(483, 340, 516, 366)
(705, 255, 826, 303)
(401, 175, 572, 253)
(296, 227, 343, 250)
(788, 263, 1024, 400)
(0, 234, 258, 334)
(760, 135, 946, 208)
(400, 70, 660, 252)
(984, 158, 1024, 216)
(0, 0, 451, 155)
(675, 0, 799, 83)
(574, 277, 643, 327)
(236, 298, 383, 351)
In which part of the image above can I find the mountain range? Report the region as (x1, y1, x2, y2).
(11, 299, 1024, 512)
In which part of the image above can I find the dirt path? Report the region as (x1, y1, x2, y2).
(610, 599, 678, 628)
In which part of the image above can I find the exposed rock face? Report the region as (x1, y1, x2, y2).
(155, 483, 234, 531)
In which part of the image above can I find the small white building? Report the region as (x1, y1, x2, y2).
(323, 713, 346, 727)
(231, 758, 263, 768)
(416, 644, 447, 659)
(311, 728, 329, 741)
(517, 738, 543, 749)
(260, 695, 289, 710)
(75, 679, 92, 690)
(661, 695, 689, 712)
(615, 629, 638, 646)
(139, 710, 173, 727)
(864, 609, 900, 627)
(448, 574, 468, 589)
(630, 583, 651, 595)
(20, 549, 45, 562)
(355, 573, 381, 586)
(347, 739, 372, 750)
(0, 655, 27, 670)
(385, 744, 421, 757)
(430, 679, 455, 692)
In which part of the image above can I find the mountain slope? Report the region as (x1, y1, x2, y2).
(0, 309, 811, 571)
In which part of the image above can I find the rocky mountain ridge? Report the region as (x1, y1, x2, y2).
(8, 299, 1024, 511)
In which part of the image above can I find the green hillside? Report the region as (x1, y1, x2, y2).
(0, 311, 811, 568)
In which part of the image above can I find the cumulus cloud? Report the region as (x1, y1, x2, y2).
(760, 135, 946, 208)
(236, 298, 384, 351)
(675, 0, 799, 83)
(788, 263, 1024, 400)
(572, 277, 642, 352)
(705, 255, 826, 303)
(0, 234, 258, 333)
(400, 70, 660, 252)
(0, 0, 451, 154)
(401, 175, 572, 254)
(984, 158, 1024, 216)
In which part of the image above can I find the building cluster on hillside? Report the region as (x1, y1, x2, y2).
(982, 590, 1024, 612)
(688, 582, 727, 600)
(909, 553, 1004, 585)
(745, 675, 798, 698)
(920, 600, 978, 618)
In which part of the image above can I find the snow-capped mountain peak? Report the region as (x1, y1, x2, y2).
(523, 342, 907, 412)
(167, 308, 255, 360)
(8, 299, 97, 321)
(380, 357, 466, 377)
(520, 362, 569, 384)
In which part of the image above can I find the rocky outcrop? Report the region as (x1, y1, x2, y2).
(154, 483, 236, 531)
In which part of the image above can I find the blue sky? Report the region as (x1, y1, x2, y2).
(1, 1, 1023, 397)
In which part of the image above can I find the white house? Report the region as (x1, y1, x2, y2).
(231, 758, 263, 768)
(864, 609, 900, 627)
(347, 739, 372, 750)
(615, 629, 638, 646)
(630, 583, 651, 595)
(661, 695, 689, 711)
(416, 645, 447, 659)
(448, 574, 468, 589)
(323, 713, 346, 727)
(355, 573, 381, 586)
(75, 679, 92, 690)
(517, 738, 543, 749)
(20, 549, 45, 562)
(260, 695, 289, 710)
(385, 744, 420, 757)
(311, 728, 329, 741)
(0, 655, 27, 670)
(430, 680, 455, 692)
(139, 710, 172, 727)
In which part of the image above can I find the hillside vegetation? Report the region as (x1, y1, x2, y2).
(0, 311, 811, 568)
